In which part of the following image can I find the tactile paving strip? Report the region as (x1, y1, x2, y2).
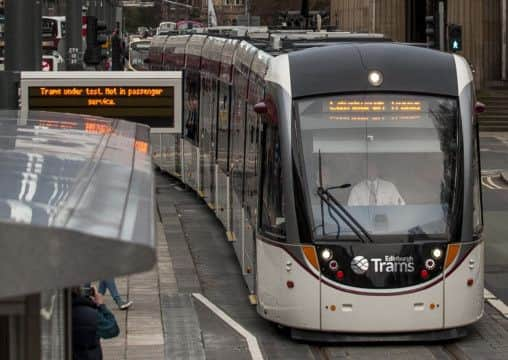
(160, 293, 206, 360)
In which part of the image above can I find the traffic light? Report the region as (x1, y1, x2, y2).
(425, 15, 439, 49)
(448, 24, 462, 52)
(84, 15, 108, 65)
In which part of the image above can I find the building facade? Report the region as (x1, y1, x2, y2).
(202, 0, 245, 25)
(330, 0, 508, 90)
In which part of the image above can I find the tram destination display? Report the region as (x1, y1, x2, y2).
(20, 72, 183, 133)
(28, 86, 174, 128)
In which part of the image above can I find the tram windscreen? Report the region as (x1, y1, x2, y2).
(296, 94, 459, 242)
(129, 40, 150, 71)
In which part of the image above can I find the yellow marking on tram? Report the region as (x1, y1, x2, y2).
(302, 245, 319, 271)
(444, 244, 461, 269)
(248, 294, 258, 305)
(226, 231, 236, 242)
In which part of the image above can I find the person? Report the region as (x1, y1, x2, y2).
(98, 279, 133, 310)
(348, 162, 406, 206)
(72, 286, 119, 360)
(111, 29, 123, 71)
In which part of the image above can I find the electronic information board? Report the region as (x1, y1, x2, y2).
(20, 71, 182, 133)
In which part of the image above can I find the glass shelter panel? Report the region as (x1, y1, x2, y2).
(41, 289, 66, 360)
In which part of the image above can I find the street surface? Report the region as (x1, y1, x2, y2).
(480, 133, 508, 306)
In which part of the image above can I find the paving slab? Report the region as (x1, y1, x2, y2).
(101, 221, 167, 360)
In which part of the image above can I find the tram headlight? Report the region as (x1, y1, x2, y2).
(368, 70, 383, 87)
(431, 248, 443, 260)
(329, 260, 339, 271)
(321, 248, 333, 261)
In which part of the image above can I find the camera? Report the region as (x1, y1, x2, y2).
(82, 286, 95, 297)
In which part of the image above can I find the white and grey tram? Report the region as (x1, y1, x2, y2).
(148, 32, 483, 340)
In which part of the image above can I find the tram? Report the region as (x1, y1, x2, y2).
(149, 31, 483, 340)
(126, 38, 151, 71)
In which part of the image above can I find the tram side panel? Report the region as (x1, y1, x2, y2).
(254, 84, 322, 329)
(257, 239, 321, 330)
(444, 75, 484, 328)
(230, 93, 247, 258)
(242, 52, 270, 294)
(161, 37, 188, 179)
(216, 84, 232, 231)
(243, 107, 261, 293)
(230, 43, 257, 267)
(183, 70, 200, 191)
(199, 74, 215, 201)
(443, 241, 484, 328)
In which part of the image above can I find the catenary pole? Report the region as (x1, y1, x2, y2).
(1, 0, 41, 110)
(5, 0, 41, 71)
(66, 0, 83, 70)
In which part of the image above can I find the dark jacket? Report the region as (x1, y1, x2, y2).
(72, 295, 120, 360)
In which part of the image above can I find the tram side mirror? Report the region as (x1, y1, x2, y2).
(475, 101, 486, 114)
(254, 101, 268, 114)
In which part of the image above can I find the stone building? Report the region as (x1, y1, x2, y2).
(330, 0, 508, 91)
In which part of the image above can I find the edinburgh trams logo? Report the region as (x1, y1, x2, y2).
(351, 256, 370, 274)
(351, 255, 415, 274)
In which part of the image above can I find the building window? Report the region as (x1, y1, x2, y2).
(223, 0, 243, 5)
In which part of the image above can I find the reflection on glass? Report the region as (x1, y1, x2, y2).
(41, 289, 65, 360)
(296, 94, 459, 242)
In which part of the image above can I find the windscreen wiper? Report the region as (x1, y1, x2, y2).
(316, 186, 373, 243)
(317, 150, 373, 243)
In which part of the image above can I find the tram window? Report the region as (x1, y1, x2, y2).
(244, 108, 259, 218)
(230, 93, 247, 198)
(296, 94, 459, 242)
(199, 76, 211, 151)
(259, 120, 286, 239)
(472, 115, 483, 233)
(217, 83, 231, 172)
(210, 78, 219, 161)
(199, 76, 219, 160)
(184, 71, 200, 144)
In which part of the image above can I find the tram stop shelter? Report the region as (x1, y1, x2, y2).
(0, 110, 156, 360)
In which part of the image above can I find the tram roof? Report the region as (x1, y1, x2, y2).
(192, 28, 390, 55)
(0, 111, 156, 299)
(288, 42, 459, 98)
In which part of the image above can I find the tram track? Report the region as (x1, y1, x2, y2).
(440, 343, 471, 360)
(310, 345, 331, 360)
(309, 343, 470, 360)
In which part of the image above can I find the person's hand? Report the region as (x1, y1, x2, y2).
(91, 286, 104, 305)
